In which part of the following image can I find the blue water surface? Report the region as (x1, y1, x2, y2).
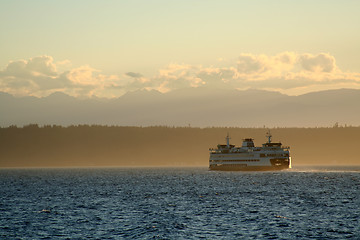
(1, 167, 359, 239)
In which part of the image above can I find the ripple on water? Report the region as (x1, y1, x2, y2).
(0, 167, 359, 239)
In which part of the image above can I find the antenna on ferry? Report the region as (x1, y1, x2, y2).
(266, 130, 272, 143)
(226, 133, 230, 148)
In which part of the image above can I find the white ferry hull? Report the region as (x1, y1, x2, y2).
(209, 163, 290, 171)
(209, 155, 290, 171)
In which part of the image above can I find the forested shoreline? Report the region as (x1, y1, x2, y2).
(1, 125, 359, 167)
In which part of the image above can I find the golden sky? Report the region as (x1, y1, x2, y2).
(1, 0, 360, 98)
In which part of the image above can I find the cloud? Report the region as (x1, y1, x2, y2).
(237, 54, 269, 74)
(299, 53, 336, 72)
(26, 56, 58, 76)
(196, 67, 236, 88)
(125, 72, 143, 78)
(1, 53, 359, 97)
(230, 52, 358, 94)
(152, 64, 205, 91)
(147, 52, 360, 94)
(236, 52, 297, 75)
(1, 56, 57, 78)
(0, 56, 70, 96)
(67, 66, 100, 85)
(0, 56, 123, 98)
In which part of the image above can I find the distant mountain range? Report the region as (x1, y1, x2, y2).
(1, 88, 360, 127)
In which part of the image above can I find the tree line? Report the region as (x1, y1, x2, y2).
(1, 125, 359, 167)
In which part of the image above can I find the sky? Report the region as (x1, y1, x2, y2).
(1, 0, 360, 98)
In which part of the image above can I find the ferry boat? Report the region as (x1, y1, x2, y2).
(209, 132, 291, 171)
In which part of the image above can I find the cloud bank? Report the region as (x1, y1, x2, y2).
(1, 53, 359, 97)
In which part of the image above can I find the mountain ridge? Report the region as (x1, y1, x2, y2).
(1, 88, 359, 127)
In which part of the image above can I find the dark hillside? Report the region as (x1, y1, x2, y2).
(1, 125, 359, 167)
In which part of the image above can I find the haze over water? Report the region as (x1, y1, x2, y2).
(1, 167, 359, 239)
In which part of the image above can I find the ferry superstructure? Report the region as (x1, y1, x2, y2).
(209, 132, 291, 171)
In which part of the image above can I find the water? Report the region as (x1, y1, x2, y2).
(1, 167, 359, 239)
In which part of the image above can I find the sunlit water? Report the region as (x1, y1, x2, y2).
(1, 167, 359, 239)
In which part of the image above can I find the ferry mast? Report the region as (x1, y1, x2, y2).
(266, 130, 272, 143)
